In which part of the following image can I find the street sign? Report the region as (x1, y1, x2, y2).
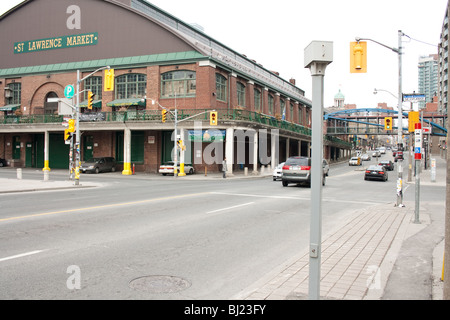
(64, 85, 75, 99)
(403, 93, 426, 103)
(423, 127, 432, 134)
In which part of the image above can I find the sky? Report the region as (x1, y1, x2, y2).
(1, 0, 448, 108)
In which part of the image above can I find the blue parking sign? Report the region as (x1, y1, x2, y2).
(415, 147, 421, 154)
(64, 85, 74, 99)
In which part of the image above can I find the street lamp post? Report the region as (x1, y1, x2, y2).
(357, 30, 406, 207)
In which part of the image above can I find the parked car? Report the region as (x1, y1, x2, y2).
(0, 158, 7, 167)
(281, 156, 326, 187)
(361, 153, 371, 161)
(379, 160, 394, 171)
(394, 151, 403, 162)
(349, 156, 362, 166)
(273, 162, 285, 181)
(364, 165, 388, 181)
(80, 157, 116, 174)
(159, 161, 195, 175)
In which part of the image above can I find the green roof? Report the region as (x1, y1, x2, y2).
(0, 51, 205, 78)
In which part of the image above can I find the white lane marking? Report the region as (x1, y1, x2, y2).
(207, 202, 255, 214)
(0, 250, 45, 263)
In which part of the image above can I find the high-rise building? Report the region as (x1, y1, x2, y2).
(418, 54, 438, 109)
(438, 2, 449, 116)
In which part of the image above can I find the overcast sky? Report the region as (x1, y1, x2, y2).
(1, 0, 448, 108)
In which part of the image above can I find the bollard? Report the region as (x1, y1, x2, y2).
(204, 166, 207, 176)
(17, 168, 22, 180)
(43, 170, 49, 181)
(244, 167, 248, 176)
(260, 166, 265, 175)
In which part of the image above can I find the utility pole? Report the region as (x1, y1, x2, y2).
(304, 41, 333, 300)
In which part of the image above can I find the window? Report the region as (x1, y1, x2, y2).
(280, 99, 285, 118)
(116, 74, 146, 99)
(8, 83, 21, 105)
(268, 94, 274, 114)
(216, 74, 227, 102)
(161, 70, 196, 98)
(254, 89, 261, 112)
(84, 76, 102, 100)
(290, 103, 294, 121)
(237, 82, 246, 107)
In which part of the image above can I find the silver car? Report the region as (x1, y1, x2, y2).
(281, 156, 326, 187)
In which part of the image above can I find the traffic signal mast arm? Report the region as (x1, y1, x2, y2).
(355, 37, 399, 53)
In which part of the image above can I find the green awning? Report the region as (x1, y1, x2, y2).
(0, 104, 20, 111)
(79, 100, 102, 108)
(106, 98, 146, 107)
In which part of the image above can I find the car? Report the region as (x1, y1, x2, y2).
(361, 153, 371, 161)
(80, 157, 116, 174)
(272, 162, 285, 181)
(394, 151, 403, 162)
(379, 147, 386, 154)
(371, 150, 381, 157)
(379, 160, 394, 171)
(349, 156, 362, 166)
(281, 156, 326, 187)
(159, 161, 195, 175)
(364, 165, 388, 181)
(0, 158, 7, 167)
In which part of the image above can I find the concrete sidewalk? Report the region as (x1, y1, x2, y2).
(233, 157, 447, 300)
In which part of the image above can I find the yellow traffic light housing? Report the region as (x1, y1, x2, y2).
(210, 111, 218, 126)
(350, 41, 367, 73)
(104, 69, 115, 92)
(408, 111, 420, 132)
(64, 129, 72, 141)
(384, 117, 393, 131)
(162, 109, 168, 123)
(68, 119, 75, 133)
(87, 91, 94, 109)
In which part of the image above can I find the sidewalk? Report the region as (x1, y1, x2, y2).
(233, 157, 447, 300)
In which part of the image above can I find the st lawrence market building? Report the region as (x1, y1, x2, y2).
(0, 0, 351, 175)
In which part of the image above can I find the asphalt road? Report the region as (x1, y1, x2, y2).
(0, 154, 401, 299)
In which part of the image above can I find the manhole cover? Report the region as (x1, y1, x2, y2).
(129, 275, 191, 293)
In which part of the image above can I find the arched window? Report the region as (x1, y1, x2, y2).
(115, 74, 146, 99)
(44, 92, 58, 114)
(254, 89, 261, 112)
(268, 94, 274, 114)
(161, 70, 196, 98)
(237, 82, 246, 107)
(215, 74, 227, 102)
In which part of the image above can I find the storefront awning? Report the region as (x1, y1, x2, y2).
(106, 98, 146, 107)
(0, 104, 20, 111)
(79, 100, 102, 108)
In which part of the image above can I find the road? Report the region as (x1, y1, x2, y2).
(0, 154, 400, 299)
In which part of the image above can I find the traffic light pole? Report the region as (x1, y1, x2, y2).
(356, 31, 405, 207)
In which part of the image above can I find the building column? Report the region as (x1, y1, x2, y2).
(122, 128, 132, 175)
(286, 137, 290, 160)
(178, 128, 186, 176)
(42, 130, 50, 171)
(253, 130, 258, 174)
(271, 129, 279, 169)
(226, 127, 234, 175)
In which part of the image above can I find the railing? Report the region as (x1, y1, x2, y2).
(0, 108, 351, 146)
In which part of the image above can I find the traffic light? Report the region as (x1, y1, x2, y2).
(384, 117, 393, 131)
(87, 91, 94, 110)
(210, 111, 218, 126)
(162, 109, 168, 123)
(104, 69, 115, 92)
(68, 119, 75, 133)
(350, 41, 367, 73)
(64, 129, 72, 141)
(408, 111, 420, 132)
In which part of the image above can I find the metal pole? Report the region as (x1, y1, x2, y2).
(309, 70, 325, 300)
(396, 30, 405, 207)
(75, 70, 81, 186)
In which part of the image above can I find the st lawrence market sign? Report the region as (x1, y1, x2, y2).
(14, 32, 98, 54)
